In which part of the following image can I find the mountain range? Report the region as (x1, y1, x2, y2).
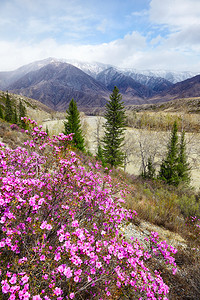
(0, 57, 199, 111)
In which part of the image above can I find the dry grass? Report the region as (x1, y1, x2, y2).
(126, 110, 200, 132)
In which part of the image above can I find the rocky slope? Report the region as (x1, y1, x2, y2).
(7, 62, 110, 111)
(149, 74, 200, 103)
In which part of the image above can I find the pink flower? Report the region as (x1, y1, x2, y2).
(40, 255, 46, 261)
(46, 224, 52, 230)
(40, 221, 47, 229)
(64, 267, 72, 278)
(21, 275, 29, 285)
(71, 220, 79, 227)
(69, 293, 75, 299)
(74, 276, 79, 282)
(0, 241, 5, 247)
(2, 282, 10, 293)
(9, 275, 17, 284)
(90, 268, 96, 274)
(33, 295, 42, 300)
(96, 261, 102, 269)
(54, 287, 62, 296)
(54, 252, 61, 261)
(88, 276, 92, 282)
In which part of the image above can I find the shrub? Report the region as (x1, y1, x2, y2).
(10, 123, 20, 131)
(0, 118, 177, 299)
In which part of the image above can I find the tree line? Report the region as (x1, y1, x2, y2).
(63, 86, 190, 187)
(0, 92, 27, 129)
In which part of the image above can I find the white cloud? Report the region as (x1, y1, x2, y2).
(150, 0, 200, 29)
(0, 0, 200, 72)
(0, 31, 147, 71)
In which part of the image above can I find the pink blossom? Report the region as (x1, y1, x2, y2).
(64, 267, 72, 278)
(96, 261, 102, 269)
(54, 252, 61, 261)
(40, 255, 46, 261)
(74, 276, 79, 282)
(21, 275, 29, 285)
(32, 295, 42, 300)
(54, 287, 62, 296)
(9, 275, 17, 284)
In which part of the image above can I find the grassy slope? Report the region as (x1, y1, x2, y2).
(0, 91, 200, 298)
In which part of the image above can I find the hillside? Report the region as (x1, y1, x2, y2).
(0, 90, 199, 298)
(0, 115, 199, 299)
(126, 96, 200, 114)
(148, 75, 200, 104)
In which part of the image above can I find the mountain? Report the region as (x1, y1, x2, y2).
(63, 60, 198, 84)
(135, 69, 198, 84)
(1, 58, 200, 112)
(96, 67, 153, 104)
(149, 74, 200, 103)
(97, 67, 173, 94)
(0, 58, 58, 89)
(8, 61, 110, 111)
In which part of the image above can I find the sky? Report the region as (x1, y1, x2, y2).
(0, 0, 200, 72)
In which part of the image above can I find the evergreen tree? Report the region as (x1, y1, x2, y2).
(18, 100, 27, 129)
(142, 156, 156, 179)
(13, 107, 18, 124)
(0, 105, 3, 119)
(45, 126, 49, 136)
(177, 130, 190, 184)
(159, 121, 179, 185)
(63, 99, 85, 151)
(5, 92, 13, 123)
(103, 86, 126, 167)
(96, 144, 106, 167)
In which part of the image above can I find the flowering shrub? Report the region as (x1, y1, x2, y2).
(0, 118, 177, 299)
(10, 124, 20, 131)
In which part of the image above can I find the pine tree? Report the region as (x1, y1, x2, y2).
(45, 126, 49, 136)
(96, 144, 106, 167)
(63, 99, 85, 151)
(0, 105, 3, 119)
(143, 156, 156, 179)
(18, 100, 27, 129)
(5, 92, 13, 123)
(177, 130, 190, 184)
(103, 86, 126, 167)
(13, 107, 18, 124)
(159, 121, 179, 186)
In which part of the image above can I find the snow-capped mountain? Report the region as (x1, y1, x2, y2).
(61, 60, 198, 84)
(96, 67, 153, 98)
(122, 69, 198, 84)
(1, 57, 200, 112)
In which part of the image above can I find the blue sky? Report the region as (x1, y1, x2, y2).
(0, 0, 200, 71)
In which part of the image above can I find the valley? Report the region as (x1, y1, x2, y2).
(42, 114, 200, 189)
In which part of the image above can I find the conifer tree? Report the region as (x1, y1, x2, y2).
(45, 126, 49, 136)
(18, 100, 27, 129)
(103, 86, 126, 167)
(96, 144, 106, 167)
(159, 121, 179, 185)
(63, 99, 85, 151)
(177, 130, 190, 184)
(0, 105, 3, 119)
(13, 107, 18, 124)
(5, 92, 13, 123)
(142, 156, 156, 179)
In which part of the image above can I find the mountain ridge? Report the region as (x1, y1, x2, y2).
(1, 58, 200, 112)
